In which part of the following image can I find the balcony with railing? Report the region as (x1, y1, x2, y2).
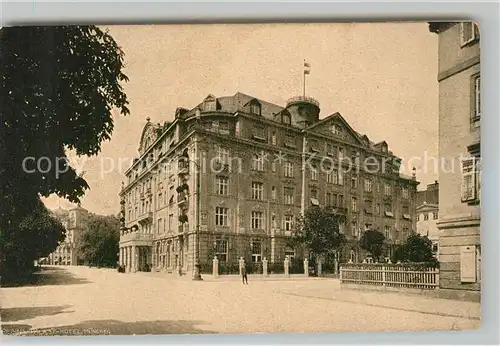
(286, 96, 320, 108)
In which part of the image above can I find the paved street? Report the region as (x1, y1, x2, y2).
(1, 266, 480, 335)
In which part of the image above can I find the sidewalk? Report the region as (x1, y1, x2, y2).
(137, 270, 330, 282)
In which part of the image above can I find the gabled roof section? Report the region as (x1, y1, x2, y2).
(416, 203, 439, 211)
(305, 112, 365, 146)
(138, 119, 161, 155)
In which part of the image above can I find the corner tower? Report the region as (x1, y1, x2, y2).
(285, 96, 321, 128)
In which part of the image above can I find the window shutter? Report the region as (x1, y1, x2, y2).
(460, 246, 477, 283)
(475, 76, 481, 118)
(461, 158, 476, 202)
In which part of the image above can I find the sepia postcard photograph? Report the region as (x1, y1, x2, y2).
(0, 22, 481, 337)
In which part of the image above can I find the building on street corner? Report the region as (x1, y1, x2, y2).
(429, 22, 481, 301)
(118, 91, 419, 275)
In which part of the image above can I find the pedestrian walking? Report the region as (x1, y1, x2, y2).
(242, 262, 248, 285)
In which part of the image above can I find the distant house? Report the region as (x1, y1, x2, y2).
(48, 205, 89, 266)
(416, 181, 439, 256)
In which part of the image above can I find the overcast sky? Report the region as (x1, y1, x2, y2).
(42, 23, 439, 215)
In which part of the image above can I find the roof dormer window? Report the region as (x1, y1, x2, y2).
(283, 114, 291, 125)
(250, 103, 261, 115)
(204, 100, 216, 111)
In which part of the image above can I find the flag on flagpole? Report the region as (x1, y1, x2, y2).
(304, 60, 311, 74)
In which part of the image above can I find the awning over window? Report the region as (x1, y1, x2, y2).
(310, 198, 319, 206)
(403, 213, 411, 220)
(384, 211, 394, 217)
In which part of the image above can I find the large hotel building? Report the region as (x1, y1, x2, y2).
(118, 92, 418, 274)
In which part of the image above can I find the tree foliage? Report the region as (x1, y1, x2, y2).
(80, 214, 120, 268)
(290, 206, 347, 259)
(391, 233, 437, 263)
(1, 199, 66, 278)
(0, 26, 129, 277)
(359, 229, 385, 262)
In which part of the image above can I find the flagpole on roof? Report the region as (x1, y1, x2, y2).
(303, 60, 311, 97)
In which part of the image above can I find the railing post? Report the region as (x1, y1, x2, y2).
(382, 266, 386, 287)
(435, 268, 440, 289)
(262, 257, 268, 277)
(212, 256, 219, 278)
(284, 256, 290, 277)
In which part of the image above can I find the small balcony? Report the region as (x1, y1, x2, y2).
(137, 211, 153, 224)
(177, 194, 188, 206)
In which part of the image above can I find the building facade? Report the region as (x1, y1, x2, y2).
(416, 181, 439, 256)
(48, 205, 89, 266)
(429, 22, 481, 301)
(118, 92, 418, 275)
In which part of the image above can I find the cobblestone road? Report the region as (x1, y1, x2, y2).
(1, 266, 480, 335)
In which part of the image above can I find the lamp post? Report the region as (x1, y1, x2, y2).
(180, 152, 203, 281)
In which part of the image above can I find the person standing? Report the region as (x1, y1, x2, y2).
(241, 262, 248, 285)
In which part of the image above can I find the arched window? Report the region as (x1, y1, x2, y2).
(349, 250, 355, 263)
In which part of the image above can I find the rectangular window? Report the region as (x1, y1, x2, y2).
(271, 161, 276, 172)
(284, 187, 294, 205)
(375, 203, 380, 215)
(433, 211, 439, 220)
(326, 171, 333, 183)
(284, 215, 293, 231)
(251, 182, 264, 200)
(384, 183, 392, 196)
(251, 104, 261, 115)
(384, 225, 391, 240)
(284, 161, 294, 177)
(271, 186, 277, 200)
(402, 227, 409, 241)
(351, 197, 358, 212)
(216, 146, 230, 165)
(338, 147, 344, 160)
(251, 239, 262, 262)
(215, 207, 229, 226)
(215, 238, 228, 262)
(252, 125, 266, 141)
(252, 154, 265, 171)
(311, 166, 318, 180)
(251, 211, 264, 230)
(326, 192, 332, 206)
(284, 134, 296, 148)
(338, 194, 344, 207)
(461, 157, 479, 202)
(271, 132, 277, 146)
(460, 22, 477, 47)
(219, 121, 230, 135)
(351, 221, 358, 237)
(351, 175, 358, 189)
(474, 75, 481, 120)
(157, 218, 162, 234)
(168, 214, 173, 231)
(402, 187, 409, 199)
(216, 176, 229, 195)
(364, 200, 372, 214)
(311, 189, 318, 199)
(424, 213, 429, 221)
(326, 143, 336, 156)
(364, 179, 372, 193)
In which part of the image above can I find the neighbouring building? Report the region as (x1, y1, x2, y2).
(48, 205, 89, 266)
(118, 92, 418, 275)
(429, 22, 481, 301)
(416, 181, 439, 256)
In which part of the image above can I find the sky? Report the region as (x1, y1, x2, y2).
(42, 23, 439, 215)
